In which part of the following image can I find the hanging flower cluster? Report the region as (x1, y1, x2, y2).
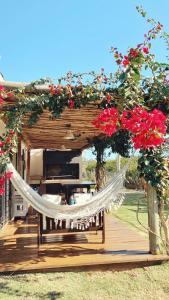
(0, 132, 15, 195)
(0, 171, 13, 195)
(92, 107, 119, 136)
(92, 106, 166, 149)
(121, 107, 167, 149)
(111, 20, 163, 68)
(111, 45, 149, 67)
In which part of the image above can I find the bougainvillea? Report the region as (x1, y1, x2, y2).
(121, 107, 167, 149)
(92, 106, 167, 149)
(92, 107, 119, 136)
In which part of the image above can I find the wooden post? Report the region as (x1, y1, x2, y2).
(17, 137, 22, 175)
(102, 212, 106, 244)
(147, 184, 161, 254)
(26, 148, 30, 184)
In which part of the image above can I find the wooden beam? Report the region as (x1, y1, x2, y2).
(0, 80, 50, 91)
(147, 184, 161, 254)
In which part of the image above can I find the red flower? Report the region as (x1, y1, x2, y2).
(92, 107, 119, 136)
(5, 137, 11, 143)
(0, 187, 5, 195)
(0, 177, 5, 185)
(122, 59, 129, 67)
(0, 150, 5, 155)
(7, 92, 14, 100)
(9, 129, 15, 135)
(106, 94, 111, 103)
(143, 47, 149, 54)
(69, 99, 75, 109)
(121, 106, 166, 149)
(129, 48, 139, 58)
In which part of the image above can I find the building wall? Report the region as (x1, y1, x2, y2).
(30, 149, 43, 177)
(30, 149, 82, 182)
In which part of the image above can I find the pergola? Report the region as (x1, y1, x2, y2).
(0, 80, 103, 150)
(0, 79, 164, 256)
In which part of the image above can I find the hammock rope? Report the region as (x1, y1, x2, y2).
(7, 161, 129, 222)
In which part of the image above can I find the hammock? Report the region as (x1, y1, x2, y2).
(7, 161, 128, 222)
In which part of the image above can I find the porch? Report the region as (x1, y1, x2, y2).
(0, 213, 168, 274)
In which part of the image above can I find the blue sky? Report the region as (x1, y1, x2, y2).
(0, 0, 169, 159)
(0, 0, 169, 82)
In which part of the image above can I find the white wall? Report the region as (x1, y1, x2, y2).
(30, 149, 43, 176)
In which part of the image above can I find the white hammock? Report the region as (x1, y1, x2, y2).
(7, 162, 128, 222)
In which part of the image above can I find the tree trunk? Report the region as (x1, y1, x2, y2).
(147, 184, 161, 254)
(95, 163, 105, 191)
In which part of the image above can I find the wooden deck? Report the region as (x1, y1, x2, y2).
(0, 214, 168, 274)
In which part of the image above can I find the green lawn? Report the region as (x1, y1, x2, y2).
(1, 264, 169, 300)
(112, 191, 148, 235)
(1, 192, 169, 300)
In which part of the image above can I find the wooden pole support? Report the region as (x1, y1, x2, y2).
(116, 154, 121, 172)
(17, 137, 22, 175)
(26, 148, 31, 184)
(147, 184, 161, 254)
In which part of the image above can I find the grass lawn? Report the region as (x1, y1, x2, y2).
(0, 264, 169, 300)
(112, 191, 148, 235)
(1, 191, 169, 300)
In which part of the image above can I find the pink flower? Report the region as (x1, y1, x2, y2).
(0, 86, 5, 91)
(0, 141, 4, 147)
(5, 171, 13, 179)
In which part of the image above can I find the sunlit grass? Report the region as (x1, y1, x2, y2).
(112, 191, 148, 236)
(1, 264, 169, 300)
